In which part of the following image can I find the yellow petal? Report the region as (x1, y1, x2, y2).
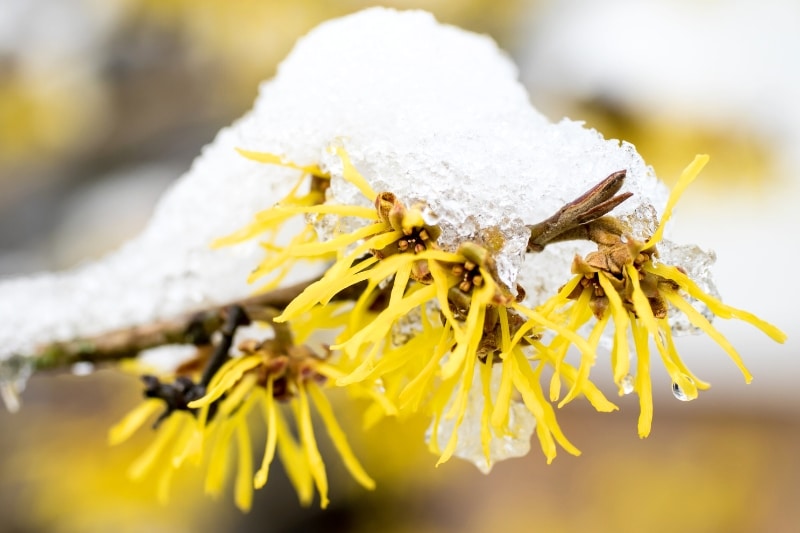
(626, 265, 697, 403)
(188, 355, 262, 409)
(307, 382, 376, 490)
(646, 154, 709, 248)
(659, 318, 711, 390)
(334, 146, 377, 200)
(441, 287, 487, 380)
(560, 312, 607, 406)
(596, 273, 632, 386)
(631, 320, 653, 439)
(663, 290, 754, 383)
(335, 283, 437, 355)
(234, 421, 254, 512)
(294, 384, 329, 509)
(274, 408, 314, 506)
(490, 355, 514, 432)
(645, 263, 786, 343)
(479, 357, 494, 467)
(236, 147, 324, 176)
(254, 380, 278, 489)
(128, 414, 182, 481)
(204, 420, 235, 497)
(109, 399, 163, 445)
(436, 355, 477, 467)
(511, 349, 580, 462)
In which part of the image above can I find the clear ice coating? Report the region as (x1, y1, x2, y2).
(426, 365, 536, 473)
(657, 240, 719, 336)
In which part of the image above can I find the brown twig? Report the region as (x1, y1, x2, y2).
(29, 278, 321, 373)
(527, 170, 631, 252)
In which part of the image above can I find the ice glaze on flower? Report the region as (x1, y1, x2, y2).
(230, 148, 622, 467)
(109, 146, 787, 510)
(540, 155, 787, 437)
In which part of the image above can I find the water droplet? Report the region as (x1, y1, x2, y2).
(0, 355, 34, 413)
(620, 374, 635, 395)
(71, 361, 95, 376)
(672, 382, 691, 402)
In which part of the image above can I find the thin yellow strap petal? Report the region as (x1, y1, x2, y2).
(663, 291, 754, 383)
(596, 273, 632, 385)
(631, 320, 653, 439)
(512, 303, 598, 373)
(189, 356, 262, 409)
(511, 351, 580, 462)
(479, 357, 494, 467)
(436, 360, 477, 467)
(441, 288, 487, 380)
(306, 383, 376, 490)
(334, 147, 377, 200)
(236, 148, 323, 175)
(218, 373, 259, 417)
(550, 289, 593, 402)
(539, 274, 583, 316)
(429, 259, 465, 341)
(156, 463, 175, 505)
(646, 154, 709, 248)
(532, 340, 617, 413)
(625, 266, 695, 400)
(644, 263, 786, 343)
(335, 284, 437, 353)
(255, 380, 278, 489)
(170, 413, 200, 469)
(660, 318, 711, 390)
(204, 420, 235, 497)
(560, 312, 608, 406)
(398, 324, 452, 413)
(491, 355, 514, 431)
(109, 399, 163, 445)
(128, 414, 182, 480)
(234, 421, 254, 512)
(295, 384, 329, 509)
(274, 408, 314, 506)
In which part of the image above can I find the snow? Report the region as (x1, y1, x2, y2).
(0, 8, 681, 428)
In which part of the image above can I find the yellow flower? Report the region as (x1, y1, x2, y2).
(233, 147, 617, 467)
(186, 321, 377, 510)
(541, 155, 786, 437)
(112, 144, 787, 511)
(109, 398, 203, 505)
(212, 149, 335, 292)
(110, 304, 383, 511)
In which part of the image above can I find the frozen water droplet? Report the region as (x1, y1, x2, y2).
(619, 235, 628, 243)
(672, 382, 692, 402)
(0, 355, 34, 413)
(620, 204, 659, 241)
(71, 361, 95, 376)
(620, 374, 635, 395)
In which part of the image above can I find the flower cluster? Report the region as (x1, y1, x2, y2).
(111, 147, 785, 510)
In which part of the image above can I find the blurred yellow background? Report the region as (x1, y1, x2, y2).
(1, 1, 797, 532)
